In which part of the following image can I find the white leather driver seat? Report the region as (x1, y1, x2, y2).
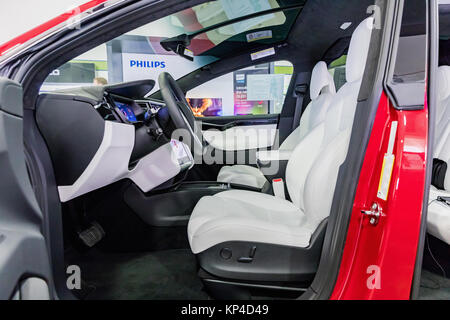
(189, 18, 374, 257)
(428, 65, 450, 245)
(217, 61, 336, 189)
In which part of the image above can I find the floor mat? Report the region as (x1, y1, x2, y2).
(73, 249, 209, 300)
(418, 269, 450, 300)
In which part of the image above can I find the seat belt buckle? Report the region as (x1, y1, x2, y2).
(272, 178, 286, 199)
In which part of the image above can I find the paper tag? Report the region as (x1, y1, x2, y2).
(377, 121, 398, 201)
(250, 47, 275, 61)
(272, 178, 286, 199)
(184, 48, 194, 58)
(377, 154, 395, 201)
(246, 30, 273, 42)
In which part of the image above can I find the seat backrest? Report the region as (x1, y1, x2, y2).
(285, 17, 374, 229)
(434, 66, 450, 148)
(432, 65, 450, 189)
(280, 61, 336, 151)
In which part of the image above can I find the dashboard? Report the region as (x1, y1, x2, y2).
(36, 79, 194, 202)
(97, 93, 164, 124)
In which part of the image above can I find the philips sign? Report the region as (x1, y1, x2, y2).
(121, 53, 216, 92)
(129, 60, 166, 68)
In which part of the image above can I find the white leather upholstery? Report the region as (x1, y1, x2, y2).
(346, 18, 373, 83)
(188, 18, 373, 254)
(427, 66, 450, 245)
(188, 190, 311, 254)
(280, 62, 336, 151)
(216, 61, 336, 188)
(310, 61, 337, 100)
(434, 66, 450, 154)
(217, 165, 267, 188)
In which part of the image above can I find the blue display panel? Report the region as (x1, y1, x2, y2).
(115, 101, 137, 122)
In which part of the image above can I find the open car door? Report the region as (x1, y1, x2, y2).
(0, 78, 53, 300)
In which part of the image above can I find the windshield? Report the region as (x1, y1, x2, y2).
(42, 0, 303, 93)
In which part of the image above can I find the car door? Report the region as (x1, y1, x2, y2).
(0, 78, 53, 300)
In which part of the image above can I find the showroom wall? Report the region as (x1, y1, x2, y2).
(0, 0, 87, 45)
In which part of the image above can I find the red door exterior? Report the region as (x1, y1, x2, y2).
(331, 91, 428, 299)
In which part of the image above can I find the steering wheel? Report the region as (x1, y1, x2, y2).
(158, 72, 204, 156)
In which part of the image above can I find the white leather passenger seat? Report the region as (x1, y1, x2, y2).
(217, 61, 336, 189)
(188, 18, 374, 255)
(428, 65, 450, 245)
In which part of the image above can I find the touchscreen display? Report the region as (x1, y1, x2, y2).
(115, 101, 137, 122)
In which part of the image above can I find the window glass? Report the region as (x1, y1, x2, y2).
(41, 0, 301, 93)
(328, 55, 346, 91)
(186, 60, 293, 116)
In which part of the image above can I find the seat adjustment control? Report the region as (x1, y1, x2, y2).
(237, 246, 256, 263)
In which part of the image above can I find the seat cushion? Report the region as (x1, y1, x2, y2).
(428, 186, 450, 245)
(217, 165, 267, 189)
(188, 190, 315, 254)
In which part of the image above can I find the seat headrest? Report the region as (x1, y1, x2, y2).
(346, 17, 374, 83)
(310, 61, 336, 100)
(438, 65, 450, 101)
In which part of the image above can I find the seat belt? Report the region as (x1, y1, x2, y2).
(292, 72, 310, 131)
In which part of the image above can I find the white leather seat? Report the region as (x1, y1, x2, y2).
(216, 61, 336, 189)
(189, 18, 373, 255)
(428, 66, 450, 245)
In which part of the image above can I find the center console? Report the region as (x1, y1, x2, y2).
(124, 181, 261, 227)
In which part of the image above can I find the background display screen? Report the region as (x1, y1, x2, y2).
(115, 101, 137, 122)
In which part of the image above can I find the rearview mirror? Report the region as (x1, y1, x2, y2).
(160, 34, 194, 62)
(176, 44, 194, 62)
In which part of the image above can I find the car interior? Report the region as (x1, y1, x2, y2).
(21, 0, 448, 300)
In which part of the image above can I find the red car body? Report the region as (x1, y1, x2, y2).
(0, 0, 108, 56)
(332, 93, 428, 300)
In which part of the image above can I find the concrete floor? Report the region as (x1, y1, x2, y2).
(418, 269, 450, 300)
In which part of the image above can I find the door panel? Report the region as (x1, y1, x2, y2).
(201, 114, 279, 129)
(203, 123, 277, 151)
(0, 78, 52, 300)
(201, 114, 279, 151)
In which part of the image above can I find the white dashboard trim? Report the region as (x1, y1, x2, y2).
(58, 121, 192, 202)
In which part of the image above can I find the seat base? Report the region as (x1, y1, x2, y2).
(199, 268, 308, 300)
(196, 220, 327, 285)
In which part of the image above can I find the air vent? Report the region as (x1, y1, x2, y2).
(137, 102, 150, 110)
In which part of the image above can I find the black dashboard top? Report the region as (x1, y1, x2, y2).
(51, 79, 155, 102)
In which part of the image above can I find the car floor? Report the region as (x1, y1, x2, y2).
(418, 269, 450, 300)
(68, 248, 209, 300)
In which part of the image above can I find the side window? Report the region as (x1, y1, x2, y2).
(186, 60, 293, 117)
(41, 45, 109, 92)
(328, 55, 347, 91)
